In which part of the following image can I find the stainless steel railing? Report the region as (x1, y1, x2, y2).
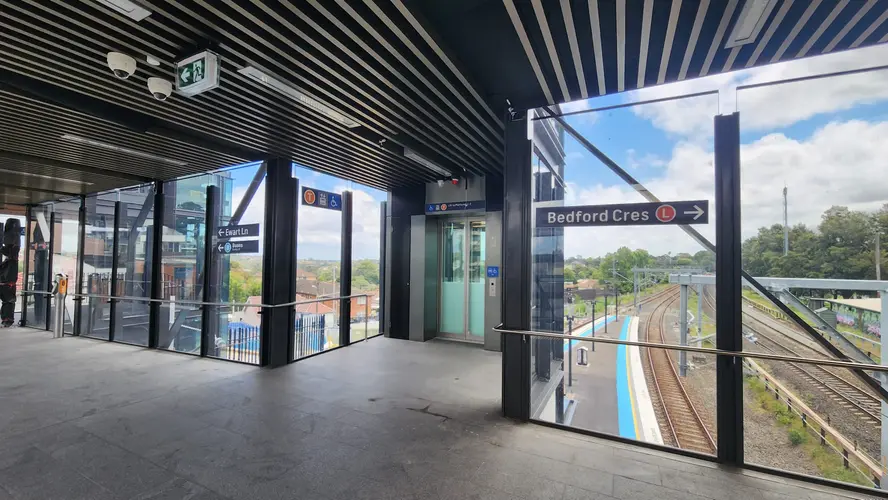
(493, 324, 888, 373)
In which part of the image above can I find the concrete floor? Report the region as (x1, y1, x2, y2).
(0, 327, 876, 500)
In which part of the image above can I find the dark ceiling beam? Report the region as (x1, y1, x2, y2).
(0, 150, 154, 183)
(0, 71, 263, 162)
(0, 184, 80, 198)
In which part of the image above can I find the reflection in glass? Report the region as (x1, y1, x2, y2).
(49, 200, 80, 335)
(440, 221, 465, 335)
(113, 185, 154, 345)
(80, 194, 116, 339)
(468, 220, 486, 340)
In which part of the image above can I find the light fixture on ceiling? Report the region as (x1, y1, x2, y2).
(93, 0, 152, 21)
(403, 148, 451, 177)
(237, 66, 361, 128)
(725, 0, 776, 48)
(145, 55, 161, 66)
(0, 168, 94, 186)
(61, 134, 187, 166)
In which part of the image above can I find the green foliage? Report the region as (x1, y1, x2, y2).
(788, 429, 805, 446)
(742, 204, 886, 283)
(574, 301, 586, 315)
(564, 267, 577, 283)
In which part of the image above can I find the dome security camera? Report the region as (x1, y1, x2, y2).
(107, 52, 137, 79)
(147, 77, 172, 101)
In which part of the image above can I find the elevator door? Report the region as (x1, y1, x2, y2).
(439, 217, 486, 342)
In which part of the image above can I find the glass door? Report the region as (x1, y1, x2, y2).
(439, 221, 465, 336)
(439, 217, 486, 342)
(467, 220, 486, 341)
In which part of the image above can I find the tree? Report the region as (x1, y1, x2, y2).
(354, 259, 379, 285)
(564, 267, 577, 283)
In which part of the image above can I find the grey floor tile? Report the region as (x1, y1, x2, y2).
(0, 446, 115, 500)
(612, 476, 710, 500)
(0, 328, 881, 500)
(471, 467, 567, 500)
(563, 485, 618, 500)
(45, 433, 178, 499)
(127, 477, 227, 500)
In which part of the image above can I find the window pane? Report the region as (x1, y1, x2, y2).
(739, 58, 888, 492)
(80, 194, 115, 340)
(113, 185, 154, 346)
(528, 91, 718, 456)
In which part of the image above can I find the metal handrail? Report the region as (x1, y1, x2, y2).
(25, 292, 370, 310)
(493, 324, 888, 374)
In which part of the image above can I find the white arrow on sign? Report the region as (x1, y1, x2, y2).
(217, 243, 224, 253)
(684, 205, 705, 220)
(180, 66, 191, 83)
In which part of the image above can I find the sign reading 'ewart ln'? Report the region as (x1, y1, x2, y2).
(536, 200, 709, 228)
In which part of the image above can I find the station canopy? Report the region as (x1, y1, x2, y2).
(1, 1, 886, 205)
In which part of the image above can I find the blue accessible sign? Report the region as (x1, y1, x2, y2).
(302, 186, 342, 211)
(486, 266, 499, 278)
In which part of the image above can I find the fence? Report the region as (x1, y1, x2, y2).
(224, 322, 260, 364)
(294, 313, 326, 359)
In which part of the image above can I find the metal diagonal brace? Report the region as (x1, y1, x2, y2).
(540, 106, 888, 403)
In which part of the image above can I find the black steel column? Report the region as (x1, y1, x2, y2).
(714, 112, 743, 465)
(201, 185, 220, 357)
(45, 211, 55, 331)
(148, 181, 164, 349)
(108, 201, 121, 342)
(502, 112, 532, 420)
(261, 158, 297, 367)
(339, 190, 353, 346)
(378, 200, 387, 338)
(19, 205, 31, 327)
(73, 196, 86, 335)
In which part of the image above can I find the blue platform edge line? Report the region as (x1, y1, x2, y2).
(615, 317, 637, 440)
(564, 315, 617, 351)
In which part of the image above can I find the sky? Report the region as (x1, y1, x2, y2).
(548, 43, 888, 259)
(230, 163, 386, 261)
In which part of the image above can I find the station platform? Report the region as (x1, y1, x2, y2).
(0, 327, 874, 500)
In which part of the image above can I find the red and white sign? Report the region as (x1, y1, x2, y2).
(655, 204, 676, 223)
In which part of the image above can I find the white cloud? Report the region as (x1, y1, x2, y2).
(229, 181, 383, 260)
(625, 44, 888, 138)
(561, 119, 888, 258)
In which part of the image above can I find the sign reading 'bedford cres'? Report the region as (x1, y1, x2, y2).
(536, 200, 709, 228)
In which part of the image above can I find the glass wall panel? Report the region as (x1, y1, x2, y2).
(528, 91, 719, 456)
(80, 194, 115, 339)
(24, 204, 52, 329)
(51, 199, 81, 335)
(739, 59, 888, 491)
(349, 183, 385, 342)
(0, 214, 25, 326)
(114, 184, 154, 345)
(294, 164, 343, 358)
(159, 173, 213, 353)
(210, 163, 264, 364)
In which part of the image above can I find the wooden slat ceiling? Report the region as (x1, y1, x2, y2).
(0, 0, 506, 205)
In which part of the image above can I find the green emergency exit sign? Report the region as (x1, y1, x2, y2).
(176, 50, 220, 96)
(178, 57, 205, 87)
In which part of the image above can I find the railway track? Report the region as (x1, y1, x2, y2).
(700, 288, 881, 428)
(644, 287, 716, 454)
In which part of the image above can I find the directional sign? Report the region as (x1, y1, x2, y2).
(216, 223, 259, 240)
(301, 186, 342, 211)
(216, 240, 259, 255)
(426, 200, 486, 214)
(536, 200, 709, 228)
(176, 50, 220, 96)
